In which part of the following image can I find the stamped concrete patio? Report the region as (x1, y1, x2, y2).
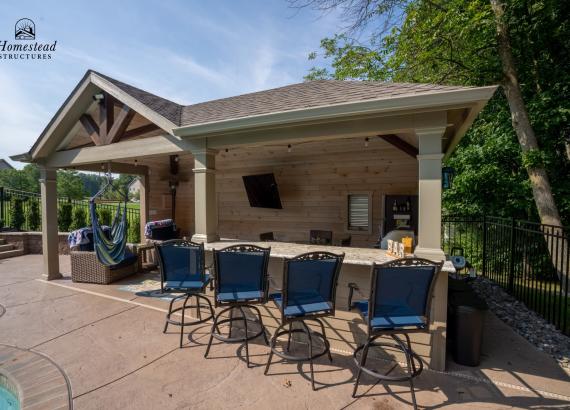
(1, 254, 570, 409)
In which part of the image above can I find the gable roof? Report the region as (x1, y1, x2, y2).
(0, 159, 14, 170)
(13, 69, 496, 162)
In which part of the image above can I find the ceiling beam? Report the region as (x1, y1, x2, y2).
(68, 161, 148, 176)
(79, 114, 103, 146)
(106, 104, 135, 144)
(377, 134, 419, 158)
(46, 134, 200, 168)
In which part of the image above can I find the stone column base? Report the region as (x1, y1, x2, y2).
(191, 233, 220, 243)
(414, 246, 445, 262)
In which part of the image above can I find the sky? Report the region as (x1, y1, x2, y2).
(0, 0, 344, 168)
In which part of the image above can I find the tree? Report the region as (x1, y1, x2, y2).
(57, 170, 86, 200)
(97, 207, 112, 227)
(10, 198, 25, 231)
(128, 213, 141, 243)
(0, 164, 40, 192)
(70, 206, 88, 231)
(58, 202, 73, 232)
(26, 200, 41, 231)
(295, 0, 570, 226)
(489, 0, 562, 229)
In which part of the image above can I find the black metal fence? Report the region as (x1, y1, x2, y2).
(0, 187, 140, 242)
(443, 215, 570, 335)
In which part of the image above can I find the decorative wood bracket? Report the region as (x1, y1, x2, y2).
(78, 92, 154, 146)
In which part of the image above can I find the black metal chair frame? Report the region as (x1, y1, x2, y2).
(156, 239, 215, 348)
(205, 244, 271, 368)
(265, 251, 344, 390)
(348, 257, 443, 408)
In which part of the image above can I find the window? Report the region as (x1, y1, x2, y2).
(347, 193, 371, 232)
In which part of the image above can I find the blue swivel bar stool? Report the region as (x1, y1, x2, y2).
(265, 251, 344, 390)
(348, 258, 443, 408)
(205, 244, 271, 367)
(155, 239, 215, 348)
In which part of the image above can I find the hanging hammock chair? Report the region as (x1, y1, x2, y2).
(89, 172, 129, 266)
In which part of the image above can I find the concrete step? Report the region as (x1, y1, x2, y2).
(0, 238, 5, 244)
(0, 244, 14, 252)
(0, 249, 24, 260)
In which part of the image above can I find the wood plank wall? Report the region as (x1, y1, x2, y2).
(143, 137, 418, 246)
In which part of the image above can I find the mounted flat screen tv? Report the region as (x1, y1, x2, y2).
(242, 173, 283, 209)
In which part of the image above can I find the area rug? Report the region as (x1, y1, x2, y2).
(117, 276, 176, 301)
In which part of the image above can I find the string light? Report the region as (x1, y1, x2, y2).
(287, 144, 292, 153)
(365, 137, 369, 147)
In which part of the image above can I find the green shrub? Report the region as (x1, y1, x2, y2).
(128, 213, 140, 243)
(97, 207, 112, 226)
(70, 206, 87, 231)
(58, 202, 73, 232)
(25, 200, 41, 231)
(10, 198, 25, 231)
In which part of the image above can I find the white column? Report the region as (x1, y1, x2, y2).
(414, 127, 446, 262)
(39, 166, 62, 280)
(191, 149, 219, 243)
(414, 126, 447, 371)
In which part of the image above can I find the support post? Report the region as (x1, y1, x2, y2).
(191, 148, 219, 243)
(414, 126, 446, 372)
(39, 166, 62, 280)
(414, 127, 446, 262)
(139, 171, 149, 243)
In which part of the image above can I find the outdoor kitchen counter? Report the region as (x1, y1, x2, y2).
(203, 239, 451, 371)
(202, 239, 455, 272)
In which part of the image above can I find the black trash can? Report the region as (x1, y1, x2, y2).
(449, 290, 488, 366)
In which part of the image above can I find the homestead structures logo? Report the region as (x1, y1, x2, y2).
(15, 18, 35, 40)
(1, 18, 57, 60)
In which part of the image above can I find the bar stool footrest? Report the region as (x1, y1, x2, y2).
(270, 328, 330, 362)
(353, 341, 423, 382)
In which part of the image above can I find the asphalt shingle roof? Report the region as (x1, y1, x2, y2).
(94, 71, 183, 126)
(93, 71, 475, 128)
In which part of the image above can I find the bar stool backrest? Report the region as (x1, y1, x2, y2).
(369, 258, 443, 332)
(155, 239, 205, 290)
(213, 244, 271, 298)
(282, 252, 344, 316)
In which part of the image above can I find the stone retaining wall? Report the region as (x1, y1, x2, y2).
(0, 232, 69, 255)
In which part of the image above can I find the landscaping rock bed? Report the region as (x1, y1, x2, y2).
(471, 276, 570, 375)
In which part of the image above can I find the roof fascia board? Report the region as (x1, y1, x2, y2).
(174, 86, 497, 138)
(90, 73, 177, 133)
(201, 111, 447, 150)
(443, 100, 487, 160)
(31, 72, 97, 159)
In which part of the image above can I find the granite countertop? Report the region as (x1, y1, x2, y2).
(203, 239, 455, 272)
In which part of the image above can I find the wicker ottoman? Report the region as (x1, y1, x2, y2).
(70, 250, 139, 284)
